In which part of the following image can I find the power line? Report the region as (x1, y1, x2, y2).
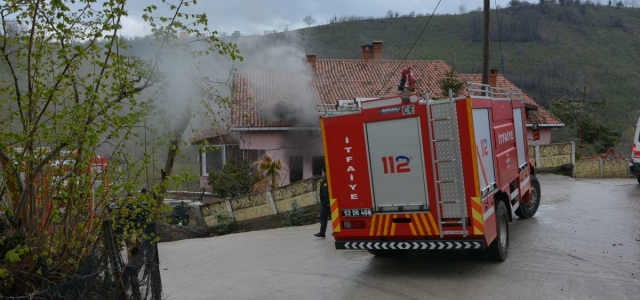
(375, 0, 443, 96)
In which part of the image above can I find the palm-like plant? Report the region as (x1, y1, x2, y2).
(253, 154, 284, 190)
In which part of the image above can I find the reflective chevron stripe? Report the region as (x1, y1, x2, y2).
(330, 198, 340, 233)
(368, 213, 440, 237)
(471, 196, 484, 235)
(337, 240, 483, 250)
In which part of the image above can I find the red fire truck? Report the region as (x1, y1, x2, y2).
(1, 149, 109, 228)
(320, 83, 541, 261)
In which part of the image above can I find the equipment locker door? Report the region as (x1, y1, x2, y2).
(473, 109, 497, 198)
(365, 117, 428, 211)
(513, 108, 527, 169)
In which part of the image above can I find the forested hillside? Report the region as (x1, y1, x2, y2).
(240, 1, 640, 139)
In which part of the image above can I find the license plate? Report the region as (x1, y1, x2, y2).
(341, 208, 372, 217)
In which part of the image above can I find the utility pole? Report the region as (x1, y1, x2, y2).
(482, 0, 490, 85)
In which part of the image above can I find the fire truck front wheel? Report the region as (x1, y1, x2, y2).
(487, 201, 509, 262)
(515, 175, 541, 218)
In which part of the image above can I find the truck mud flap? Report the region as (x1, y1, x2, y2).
(336, 240, 484, 250)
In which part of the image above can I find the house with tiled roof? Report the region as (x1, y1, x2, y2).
(458, 72, 563, 143)
(193, 41, 563, 187)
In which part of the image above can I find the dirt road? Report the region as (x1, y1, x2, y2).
(158, 174, 640, 299)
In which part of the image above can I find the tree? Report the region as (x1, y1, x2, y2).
(551, 86, 621, 155)
(0, 0, 241, 296)
(459, 5, 468, 14)
(439, 69, 465, 97)
(253, 154, 284, 190)
(303, 15, 316, 27)
(385, 10, 394, 18)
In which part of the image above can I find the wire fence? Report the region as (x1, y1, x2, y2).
(0, 221, 162, 300)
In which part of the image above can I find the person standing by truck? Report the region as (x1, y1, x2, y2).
(314, 167, 330, 238)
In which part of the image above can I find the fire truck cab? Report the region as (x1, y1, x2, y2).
(320, 83, 541, 261)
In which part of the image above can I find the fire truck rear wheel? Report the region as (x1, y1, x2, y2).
(515, 175, 541, 218)
(487, 201, 509, 262)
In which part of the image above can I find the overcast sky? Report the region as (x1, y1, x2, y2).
(120, 0, 514, 38)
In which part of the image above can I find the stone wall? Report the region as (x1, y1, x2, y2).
(574, 159, 633, 178)
(528, 142, 574, 169)
(200, 177, 323, 229)
(527, 142, 633, 179)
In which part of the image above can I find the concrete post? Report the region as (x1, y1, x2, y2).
(266, 189, 278, 215)
(571, 141, 576, 178)
(224, 198, 235, 222)
(312, 189, 318, 205)
(535, 144, 541, 168)
(599, 159, 604, 178)
(312, 178, 319, 205)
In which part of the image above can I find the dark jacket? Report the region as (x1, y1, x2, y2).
(319, 177, 329, 207)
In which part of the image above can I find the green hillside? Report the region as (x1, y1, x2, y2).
(259, 2, 640, 135)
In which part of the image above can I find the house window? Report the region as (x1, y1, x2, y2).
(205, 146, 225, 174)
(205, 146, 265, 175)
(245, 149, 264, 165)
(289, 156, 303, 183)
(312, 156, 325, 176)
(225, 145, 242, 162)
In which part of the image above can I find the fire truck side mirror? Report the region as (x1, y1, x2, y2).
(532, 124, 540, 141)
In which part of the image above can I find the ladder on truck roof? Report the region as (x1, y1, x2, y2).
(427, 91, 468, 238)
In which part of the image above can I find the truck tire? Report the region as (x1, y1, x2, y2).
(487, 201, 509, 262)
(637, 175, 640, 185)
(515, 175, 541, 218)
(465, 249, 486, 260)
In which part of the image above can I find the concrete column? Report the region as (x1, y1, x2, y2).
(224, 198, 235, 222)
(535, 144, 541, 168)
(266, 189, 278, 215)
(599, 159, 604, 178)
(312, 189, 318, 205)
(571, 141, 576, 178)
(201, 148, 207, 176)
(222, 145, 226, 167)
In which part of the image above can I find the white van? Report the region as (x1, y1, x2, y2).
(631, 117, 640, 184)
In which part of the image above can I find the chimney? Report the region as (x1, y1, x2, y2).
(372, 41, 383, 59)
(361, 41, 383, 60)
(360, 44, 373, 60)
(489, 68, 498, 87)
(305, 54, 317, 71)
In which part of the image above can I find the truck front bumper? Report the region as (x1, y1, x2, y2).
(336, 240, 484, 251)
(630, 162, 640, 176)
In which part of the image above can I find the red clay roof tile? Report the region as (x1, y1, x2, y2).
(229, 59, 562, 129)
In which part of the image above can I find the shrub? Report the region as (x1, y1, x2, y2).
(282, 202, 305, 227)
(213, 212, 230, 235)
